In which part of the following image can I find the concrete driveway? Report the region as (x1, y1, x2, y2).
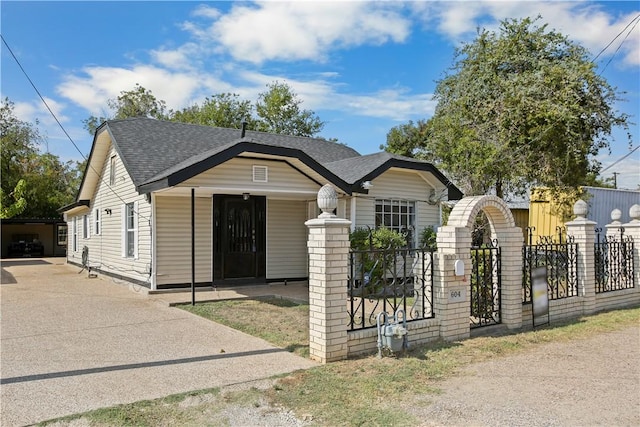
(0, 259, 316, 426)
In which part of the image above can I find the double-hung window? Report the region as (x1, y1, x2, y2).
(109, 156, 116, 185)
(72, 217, 78, 252)
(82, 215, 89, 239)
(375, 199, 416, 247)
(94, 208, 101, 235)
(57, 224, 68, 247)
(122, 202, 138, 258)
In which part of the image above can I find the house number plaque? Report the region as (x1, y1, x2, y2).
(448, 287, 466, 303)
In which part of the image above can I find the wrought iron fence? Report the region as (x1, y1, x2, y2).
(347, 247, 434, 331)
(470, 240, 501, 328)
(522, 227, 579, 304)
(595, 228, 635, 293)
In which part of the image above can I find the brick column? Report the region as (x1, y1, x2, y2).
(499, 227, 523, 330)
(435, 225, 471, 341)
(305, 184, 351, 363)
(565, 200, 597, 314)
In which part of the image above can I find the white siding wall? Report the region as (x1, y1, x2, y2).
(267, 199, 308, 279)
(66, 146, 152, 285)
(353, 169, 441, 243)
(180, 157, 319, 194)
(155, 195, 212, 286)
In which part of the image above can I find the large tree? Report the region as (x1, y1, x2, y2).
(1, 98, 40, 218)
(255, 81, 325, 137)
(85, 82, 326, 138)
(171, 93, 256, 129)
(1, 98, 79, 218)
(384, 17, 629, 197)
(83, 83, 168, 134)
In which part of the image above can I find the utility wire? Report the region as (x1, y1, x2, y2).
(1, 34, 151, 222)
(600, 144, 640, 173)
(597, 14, 640, 76)
(591, 13, 640, 63)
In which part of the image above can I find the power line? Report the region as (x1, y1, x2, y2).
(1, 34, 151, 222)
(597, 13, 640, 76)
(600, 144, 640, 173)
(1, 34, 86, 161)
(591, 13, 640, 63)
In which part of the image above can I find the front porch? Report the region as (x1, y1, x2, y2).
(148, 280, 311, 306)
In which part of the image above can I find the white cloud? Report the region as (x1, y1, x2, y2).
(420, 1, 640, 66)
(182, 1, 411, 64)
(13, 97, 69, 127)
(56, 65, 217, 115)
(227, 70, 434, 121)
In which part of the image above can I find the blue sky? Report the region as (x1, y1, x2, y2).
(2, 1, 639, 190)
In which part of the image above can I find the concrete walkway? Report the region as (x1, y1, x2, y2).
(0, 259, 316, 427)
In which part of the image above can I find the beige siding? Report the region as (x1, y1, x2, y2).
(66, 145, 152, 285)
(155, 195, 212, 286)
(180, 157, 320, 194)
(353, 169, 441, 244)
(267, 199, 308, 279)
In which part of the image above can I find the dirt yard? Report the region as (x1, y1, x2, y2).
(411, 325, 639, 426)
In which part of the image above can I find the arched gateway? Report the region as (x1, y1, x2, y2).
(438, 195, 524, 331)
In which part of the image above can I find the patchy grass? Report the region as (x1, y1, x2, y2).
(39, 388, 223, 427)
(39, 306, 639, 427)
(178, 297, 310, 357)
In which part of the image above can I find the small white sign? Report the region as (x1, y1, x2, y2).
(448, 287, 466, 303)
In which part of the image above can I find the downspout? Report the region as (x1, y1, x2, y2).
(151, 192, 157, 290)
(350, 195, 357, 232)
(191, 188, 195, 305)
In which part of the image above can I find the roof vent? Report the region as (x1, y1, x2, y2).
(253, 165, 268, 182)
(241, 119, 247, 138)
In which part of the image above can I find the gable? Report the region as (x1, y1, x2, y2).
(174, 157, 329, 198)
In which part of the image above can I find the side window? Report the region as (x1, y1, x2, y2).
(94, 208, 101, 235)
(72, 217, 78, 252)
(122, 202, 138, 258)
(109, 156, 116, 185)
(82, 215, 89, 239)
(57, 225, 68, 246)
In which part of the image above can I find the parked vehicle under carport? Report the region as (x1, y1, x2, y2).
(7, 234, 44, 257)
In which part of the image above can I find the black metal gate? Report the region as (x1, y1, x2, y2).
(470, 240, 501, 328)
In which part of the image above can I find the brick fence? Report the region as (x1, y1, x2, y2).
(306, 186, 640, 363)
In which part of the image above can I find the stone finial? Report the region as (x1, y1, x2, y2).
(573, 200, 588, 219)
(629, 204, 640, 223)
(317, 184, 338, 218)
(610, 208, 622, 224)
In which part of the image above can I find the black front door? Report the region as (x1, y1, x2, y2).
(213, 195, 266, 282)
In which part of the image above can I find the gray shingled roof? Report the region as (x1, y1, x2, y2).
(100, 117, 461, 198)
(105, 117, 360, 187)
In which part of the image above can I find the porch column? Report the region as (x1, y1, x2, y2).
(565, 200, 597, 315)
(305, 184, 351, 363)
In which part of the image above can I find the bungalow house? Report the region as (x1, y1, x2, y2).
(61, 118, 462, 290)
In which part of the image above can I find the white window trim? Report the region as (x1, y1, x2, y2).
(122, 202, 139, 259)
(375, 199, 416, 247)
(72, 217, 78, 252)
(109, 155, 116, 185)
(94, 208, 101, 236)
(82, 214, 89, 239)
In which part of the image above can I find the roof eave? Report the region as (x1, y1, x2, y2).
(58, 199, 90, 213)
(139, 141, 354, 195)
(350, 158, 463, 200)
